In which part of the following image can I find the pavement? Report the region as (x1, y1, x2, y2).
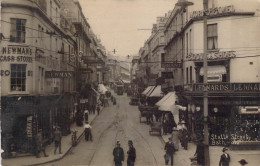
(1, 107, 103, 166)
(161, 134, 260, 166)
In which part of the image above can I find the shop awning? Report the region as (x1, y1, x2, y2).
(147, 85, 164, 97)
(155, 92, 179, 114)
(200, 65, 226, 76)
(142, 86, 153, 95)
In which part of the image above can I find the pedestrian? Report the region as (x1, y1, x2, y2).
(113, 97, 117, 105)
(219, 147, 230, 166)
(238, 159, 248, 166)
(127, 140, 136, 166)
(113, 141, 124, 166)
(162, 118, 168, 135)
(194, 138, 204, 166)
(35, 129, 48, 158)
(84, 110, 89, 122)
(84, 121, 92, 141)
(171, 127, 179, 151)
(164, 137, 176, 166)
(54, 127, 62, 155)
(97, 104, 100, 115)
(180, 121, 189, 150)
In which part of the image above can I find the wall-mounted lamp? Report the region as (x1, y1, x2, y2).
(196, 106, 201, 112)
(213, 107, 218, 113)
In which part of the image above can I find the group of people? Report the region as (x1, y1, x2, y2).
(113, 140, 136, 166)
(35, 126, 62, 158)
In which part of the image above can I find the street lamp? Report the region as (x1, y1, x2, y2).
(176, 0, 210, 165)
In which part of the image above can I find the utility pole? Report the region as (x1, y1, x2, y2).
(203, 0, 210, 165)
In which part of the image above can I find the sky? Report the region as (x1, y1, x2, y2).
(79, 0, 177, 57)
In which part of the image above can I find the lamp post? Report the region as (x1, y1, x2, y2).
(175, 0, 210, 165)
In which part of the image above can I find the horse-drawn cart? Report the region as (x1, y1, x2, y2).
(149, 122, 162, 136)
(129, 97, 139, 105)
(138, 105, 157, 123)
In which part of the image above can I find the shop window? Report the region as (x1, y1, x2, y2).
(11, 64, 26, 91)
(10, 18, 26, 43)
(207, 24, 218, 50)
(161, 53, 165, 62)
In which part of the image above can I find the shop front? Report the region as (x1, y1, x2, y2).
(1, 96, 37, 158)
(182, 83, 260, 149)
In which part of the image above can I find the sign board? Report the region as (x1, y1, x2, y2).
(162, 72, 173, 79)
(26, 116, 33, 138)
(80, 99, 88, 103)
(186, 51, 236, 61)
(1, 45, 33, 63)
(192, 83, 260, 92)
(45, 71, 73, 78)
(161, 62, 182, 68)
(190, 5, 235, 19)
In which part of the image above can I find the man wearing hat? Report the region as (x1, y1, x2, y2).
(127, 140, 136, 166)
(164, 137, 176, 166)
(238, 159, 248, 166)
(113, 141, 124, 166)
(219, 147, 230, 166)
(179, 121, 189, 150)
(35, 129, 48, 158)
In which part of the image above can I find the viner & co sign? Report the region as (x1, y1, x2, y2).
(186, 51, 236, 61)
(190, 5, 235, 19)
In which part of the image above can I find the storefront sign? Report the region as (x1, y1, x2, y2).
(186, 51, 236, 61)
(1, 46, 33, 63)
(161, 62, 182, 68)
(0, 70, 10, 76)
(80, 99, 88, 103)
(192, 83, 260, 92)
(45, 71, 73, 78)
(190, 5, 235, 19)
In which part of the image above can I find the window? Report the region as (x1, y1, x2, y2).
(11, 64, 26, 91)
(186, 33, 189, 55)
(161, 53, 165, 62)
(207, 24, 218, 50)
(10, 19, 26, 43)
(186, 67, 189, 84)
(190, 66, 193, 83)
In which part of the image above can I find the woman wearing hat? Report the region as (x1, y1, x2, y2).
(219, 147, 230, 166)
(238, 159, 248, 166)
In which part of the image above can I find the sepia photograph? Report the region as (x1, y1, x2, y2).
(0, 0, 260, 165)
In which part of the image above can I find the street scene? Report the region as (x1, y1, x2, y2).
(1, 0, 260, 166)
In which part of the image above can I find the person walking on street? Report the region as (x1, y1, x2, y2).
(171, 127, 179, 151)
(194, 138, 204, 166)
(84, 110, 89, 122)
(164, 137, 176, 166)
(84, 121, 92, 141)
(97, 104, 100, 115)
(113, 141, 124, 166)
(35, 129, 48, 158)
(180, 121, 189, 150)
(238, 159, 248, 166)
(219, 147, 230, 166)
(127, 140, 136, 166)
(54, 127, 62, 155)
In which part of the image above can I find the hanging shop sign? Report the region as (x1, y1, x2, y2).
(190, 5, 235, 19)
(161, 62, 182, 68)
(186, 51, 236, 61)
(162, 72, 173, 79)
(1, 46, 33, 63)
(45, 71, 73, 78)
(26, 116, 33, 138)
(192, 83, 260, 92)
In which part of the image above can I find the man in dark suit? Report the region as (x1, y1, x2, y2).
(219, 147, 230, 166)
(127, 140, 136, 166)
(113, 141, 124, 166)
(164, 137, 176, 166)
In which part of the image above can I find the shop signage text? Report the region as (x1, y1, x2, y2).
(190, 5, 235, 19)
(192, 83, 260, 92)
(186, 51, 236, 61)
(45, 71, 73, 78)
(1, 46, 33, 63)
(161, 62, 182, 68)
(1, 70, 33, 76)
